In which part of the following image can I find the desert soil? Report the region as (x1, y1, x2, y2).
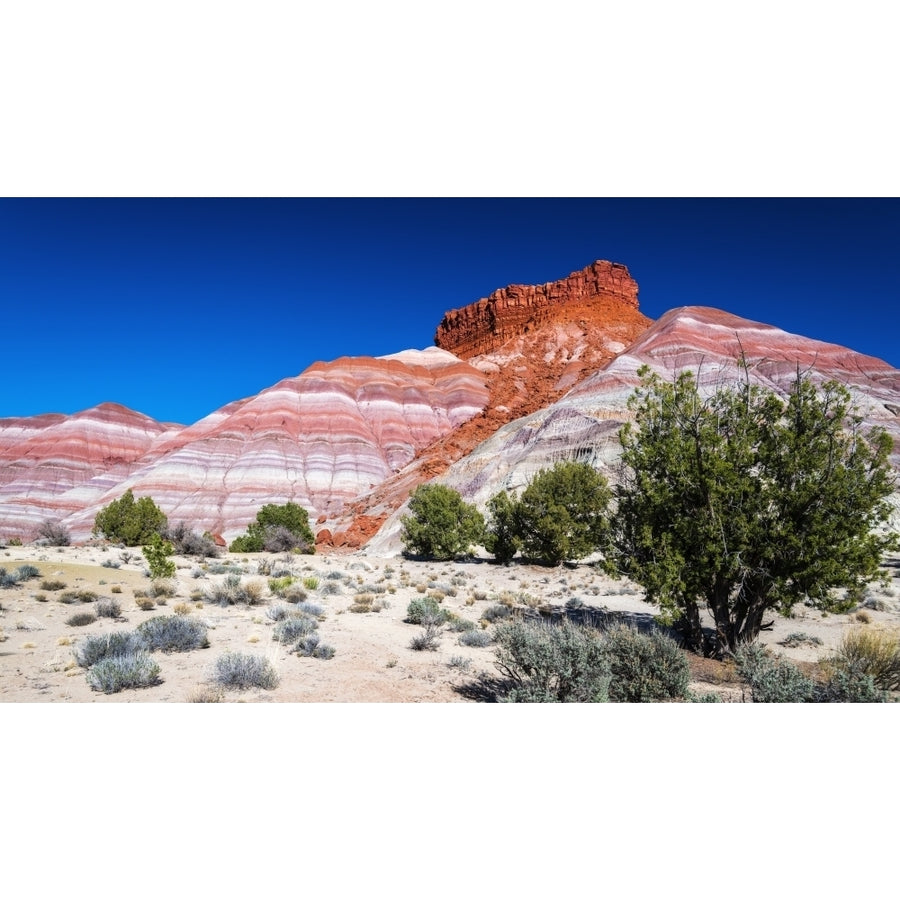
(2, 544, 899, 703)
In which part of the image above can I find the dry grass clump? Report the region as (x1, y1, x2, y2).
(149, 579, 177, 599)
(833, 626, 900, 691)
(173, 602, 192, 615)
(186, 685, 224, 702)
(96, 597, 122, 619)
(110, 584, 122, 594)
(41, 578, 68, 591)
(211, 651, 279, 690)
(135, 597, 156, 611)
(66, 610, 98, 627)
(60, 589, 97, 604)
(205, 574, 265, 606)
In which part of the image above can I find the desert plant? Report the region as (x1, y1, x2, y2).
(302, 576, 320, 590)
(211, 651, 279, 690)
(601, 624, 691, 702)
(15, 564, 40, 580)
(779, 632, 823, 648)
(36, 520, 71, 546)
(295, 633, 336, 659)
(448, 618, 477, 633)
(448, 655, 472, 672)
(162, 522, 220, 558)
(86, 651, 161, 693)
(400, 483, 485, 561)
(93, 489, 168, 546)
(733, 643, 817, 702)
(74, 631, 147, 667)
(268, 576, 294, 596)
(95, 597, 122, 618)
(142, 534, 176, 580)
(41, 579, 66, 591)
(60, 589, 98, 603)
(186, 685, 224, 702)
(409, 622, 443, 651)
(101, 558, 121, 569)
(204, 574, 265, 606)
(135, 597, 156, 611)
(459, 629, 492, 648)
(513, 461, 611, 566)
(272, 615, 318, 643)
(148, 579, 177, 598)
(832, 626, 900, 691)
(66, 611, 98, 627)
(136, 615, 209, 652)
(229, 502, 315, 553)
(110, 584, 122, 594)
(606, 366, 898, 655)
(493, 619, 611, 702)
(295, 601, 324, 617)
(481, 603, 513, 623)
(405, 596, 449, 625)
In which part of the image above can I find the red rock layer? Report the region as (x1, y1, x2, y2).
(322, 262, 652, 548)
(435, 260, 640, 359)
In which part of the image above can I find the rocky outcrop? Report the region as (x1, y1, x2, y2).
(364, 306, 900, 555)
(435, 260, 640, 359)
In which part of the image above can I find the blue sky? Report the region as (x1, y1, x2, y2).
(2, 198, 897, 425)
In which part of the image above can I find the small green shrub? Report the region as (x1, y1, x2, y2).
(448, 618, 477, 633)
(602, 625, 691, 702)
(136, 616, 209, 652)
(302, 576, 320, 590)
(15, 564, 40, 580)
(142, 534, 176, 580)
(101, 559, 122, 569)
(86, 652, 161, 693)
(211, 652, 279, 690)
(268, 576, 294, 596)
(229, 502, 315, 554)
(405, 596, 449, 625)
(92, 489, 167, 546)
(400, 483, 485, 560)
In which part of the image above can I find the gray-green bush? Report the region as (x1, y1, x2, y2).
(493, 619, 610, 702)
(136, 616, 209, 652)
(602, 625, 690, 702)
(75, 631, 147, 668)
(86, 652, 161, 693)
(405, 596, 449, 625)
(211, 652, 279, 690)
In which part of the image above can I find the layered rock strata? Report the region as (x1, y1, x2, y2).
(0, 350, 489, 543)
(364, 306, 900, 555)
(435, 260, 640, 358)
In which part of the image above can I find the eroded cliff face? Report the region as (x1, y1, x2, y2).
(435, 260, 640, 358)
(323, 262, 652, 547)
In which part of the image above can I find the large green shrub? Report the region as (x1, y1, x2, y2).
(514, 461, 610, 566)
(606, 366, 898, 655)
(400, 483, 485, 561)
(483, 490, 521, 564)
(229, 502, 315, 553)
(93, 489, 168, 546)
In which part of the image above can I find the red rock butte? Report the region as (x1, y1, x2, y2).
(434, 260, 640, 358)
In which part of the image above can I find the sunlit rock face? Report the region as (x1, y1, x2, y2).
(364, 306, 900, 555)
(0, 350, 489, 542)
(0, 403, 182, 538)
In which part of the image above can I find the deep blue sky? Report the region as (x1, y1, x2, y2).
(2, 198, 897, 425)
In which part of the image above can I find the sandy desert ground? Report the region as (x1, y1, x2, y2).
(2, 542, 900, 703)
